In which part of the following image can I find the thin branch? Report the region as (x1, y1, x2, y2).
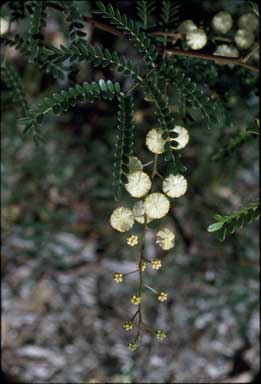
(83, 15, 123, 37)
(164, 48, 259, 74)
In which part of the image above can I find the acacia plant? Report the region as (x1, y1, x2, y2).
(1, 0, 259, 351)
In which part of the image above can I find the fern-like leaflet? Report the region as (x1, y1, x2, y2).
(136, 0, 156, 30)
(61, 0, 86, 43)
(40, 40, 142, 81)
(160, 63, 217, 128)
(160, 0, 180, 31)
(19, 80, 121, 134)
(208, 200, 260, 241)
(1, 63, 29, 116)
(113, 95, 135, 200)
(96, 1, 158, 66)
(27, 0, 47, 61)
(212, 130, 256, 161)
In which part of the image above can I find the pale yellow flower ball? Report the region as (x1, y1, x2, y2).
(110, 207, 134, 232)
(163, 174, 188, 198)
(238, 13, 259, 32)
(156, 228, 175, 250)
(132, 201, 153, 224)
(144, 193, 170, 219)
(128, 156, 143, 173)
(171, 126, 189, 150)
(212, 11, 233, 34)
(186, 29, 207, 50)
(213, 44, 239, 58)
(146, 128, 165, 154)
(125, 171, 151, 198)
(178, 20, 197, 35)
(234, 29, 254, 50)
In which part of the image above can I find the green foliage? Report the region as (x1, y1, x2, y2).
(7, 0, 28, 20)
(1, 63, 29, 116)
(27, 0, 47, 61)
(19, 80, 121, 135)
(208, 200, 260, 241)
(160, 63, 218, 128)
(136, 0, 156, 29)
(40, 41, 142, 81)
(61, 0, 86, 42)
(96, 1, 158, 65)
(113, 96, 135, 200)
(212, 130, 256, 161)
(160, 0, 180, 30)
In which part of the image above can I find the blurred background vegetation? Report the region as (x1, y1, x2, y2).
(1, 0, 259, 383)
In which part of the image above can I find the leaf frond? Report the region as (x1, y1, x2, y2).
(208, 200, 260, 241)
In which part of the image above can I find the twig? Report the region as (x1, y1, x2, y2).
(83, 15, 123, 37)
(164, 48, 259, 74)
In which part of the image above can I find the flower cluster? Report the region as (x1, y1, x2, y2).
(110, 123, 189, 350)
(177, 11, 259, 59)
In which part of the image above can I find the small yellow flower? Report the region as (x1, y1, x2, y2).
(151, 259, 162, 270)
(138, 261, 147, 272)
(146, 128, 166, 154)
(131, 295, 141, 305)
(156, 330, 166, 341)
(125, 171, 152, 198)
(113, 272, 123, 283)
(128, 341, 137, 351)
(158, 291, 168, 302)
(110, 207, 134, 233)
(144, 193, 170, 219)
(156, 228, 175, 250)
(127, 235, 138, 246)
(122, 321, 133, 331)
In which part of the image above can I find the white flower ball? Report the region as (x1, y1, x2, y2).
(238, 13, 259, 32)
(186, 29, 207, 50)
(234, 29, 255, 50)
(132, 201, 153, 224)
(212, 11, 233, 34)
(178, 20, 197, 35)
(146, 129, 165, 154)
(170, 126, 189, 150)
(125, 171, 151, 198)
(110, 207, 134, 232)
(128, 156, 143, 173)
(144, 193, 170, 219)
(163, 174, 188, 198)
(213, 44, 239, 58)
(156, 228, 175, 250)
